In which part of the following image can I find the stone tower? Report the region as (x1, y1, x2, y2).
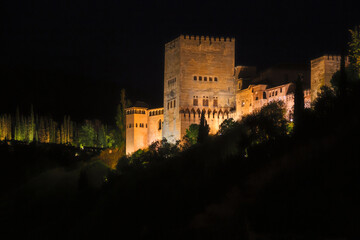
(163, 35, 236, 142)
(311, 55, 349, 101)
(125, 103, 164, 155)
(125, 105, 149, 154)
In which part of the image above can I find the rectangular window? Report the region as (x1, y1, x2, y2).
(168, 78, 176, 88)
(213, 99, 218, 107)
(280, 88, 282, 93)
(193, 76, 197, 80)
(209, 77, 213, 81)
(193, 99, 198, 106)
(203, 99, 209, 106)
(199, 76, 202, 81)
(204, 77, 207, 81)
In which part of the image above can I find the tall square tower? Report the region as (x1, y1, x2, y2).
(311, 55, 349, 101)
(163, 35, 235, 142)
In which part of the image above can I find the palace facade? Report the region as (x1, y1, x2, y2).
(126, 35, 346, 154)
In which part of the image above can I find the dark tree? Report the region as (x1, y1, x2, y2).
(197, 110, 209, 143)
(294, 74, 304, 132)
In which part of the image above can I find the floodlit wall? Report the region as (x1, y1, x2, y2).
(164, 35, 236, 141)
(311, 55, 349, 101)
(148, 108, 164, 145)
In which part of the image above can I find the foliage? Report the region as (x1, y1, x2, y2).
(349, 25, 360, 72)
(183, 124, 199, 147)
(312, 86, 337, 118)
(98, 148, 123, 169)
(218, 118, 238, 136)
(241, 100, 288, 143)
(116, 138, 180, 172)
(77, 121, 97, 148)
(0, 105, 119, 149)
(330, 66, 360, 95)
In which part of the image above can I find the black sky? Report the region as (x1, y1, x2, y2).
(1, 0, 359, 123)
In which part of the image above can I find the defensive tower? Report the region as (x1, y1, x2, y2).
(163, 35, 236, 142)
(311, 55, 349, 101)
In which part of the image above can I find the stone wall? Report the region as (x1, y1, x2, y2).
(125, 107, 149, 154)
(164, 35, 236, 142)
(148, 108, 164, 145)
(311, 55, 349, 101)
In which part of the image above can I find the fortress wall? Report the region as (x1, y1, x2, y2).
(311, 55, 349, 101)
(125, 108, 149, 154)
(178, 35, 236, 138)
(126, 114, 135, 154)
(148, 109, 164, 145)
(164, 38, 181, 142)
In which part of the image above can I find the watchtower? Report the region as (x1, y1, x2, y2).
(163, 35, 236, 142)
(311, 55, 349, 101)
(125, 105, 149, 154)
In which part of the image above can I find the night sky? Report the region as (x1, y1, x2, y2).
(1, 0, 359, 123)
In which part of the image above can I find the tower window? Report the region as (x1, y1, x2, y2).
(158, 120, 162, 130)
(203, 98, 209, 106)
(213, 98, 218, 107)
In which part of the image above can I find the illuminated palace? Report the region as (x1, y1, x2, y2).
(125, 35, 348, 154)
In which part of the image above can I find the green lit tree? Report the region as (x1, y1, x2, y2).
(349, 25, 360, 72)
(78, 121, 96, 147)
(183, 124, 199, 146)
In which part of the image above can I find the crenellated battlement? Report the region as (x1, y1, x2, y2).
(312, 55, 349, 62)
(181, 34, 235, 42)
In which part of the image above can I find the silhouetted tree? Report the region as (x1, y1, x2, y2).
(198, 110, 209, 143)
(218, 118, 237, 136)
(294, 74, 304, 132)
(115, 89, 127, 153)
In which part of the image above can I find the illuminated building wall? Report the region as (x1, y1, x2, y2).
(163, 35, 236, 141)
(311, 55, 349, 101)
(125, 106, 163, 155)
(126, 40, 347, 154)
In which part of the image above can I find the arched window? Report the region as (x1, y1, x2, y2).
(158, 120, 162, 130)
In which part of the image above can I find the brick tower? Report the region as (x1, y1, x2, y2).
(163, 35, 236, 142)
(311, 55, 349, 101)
